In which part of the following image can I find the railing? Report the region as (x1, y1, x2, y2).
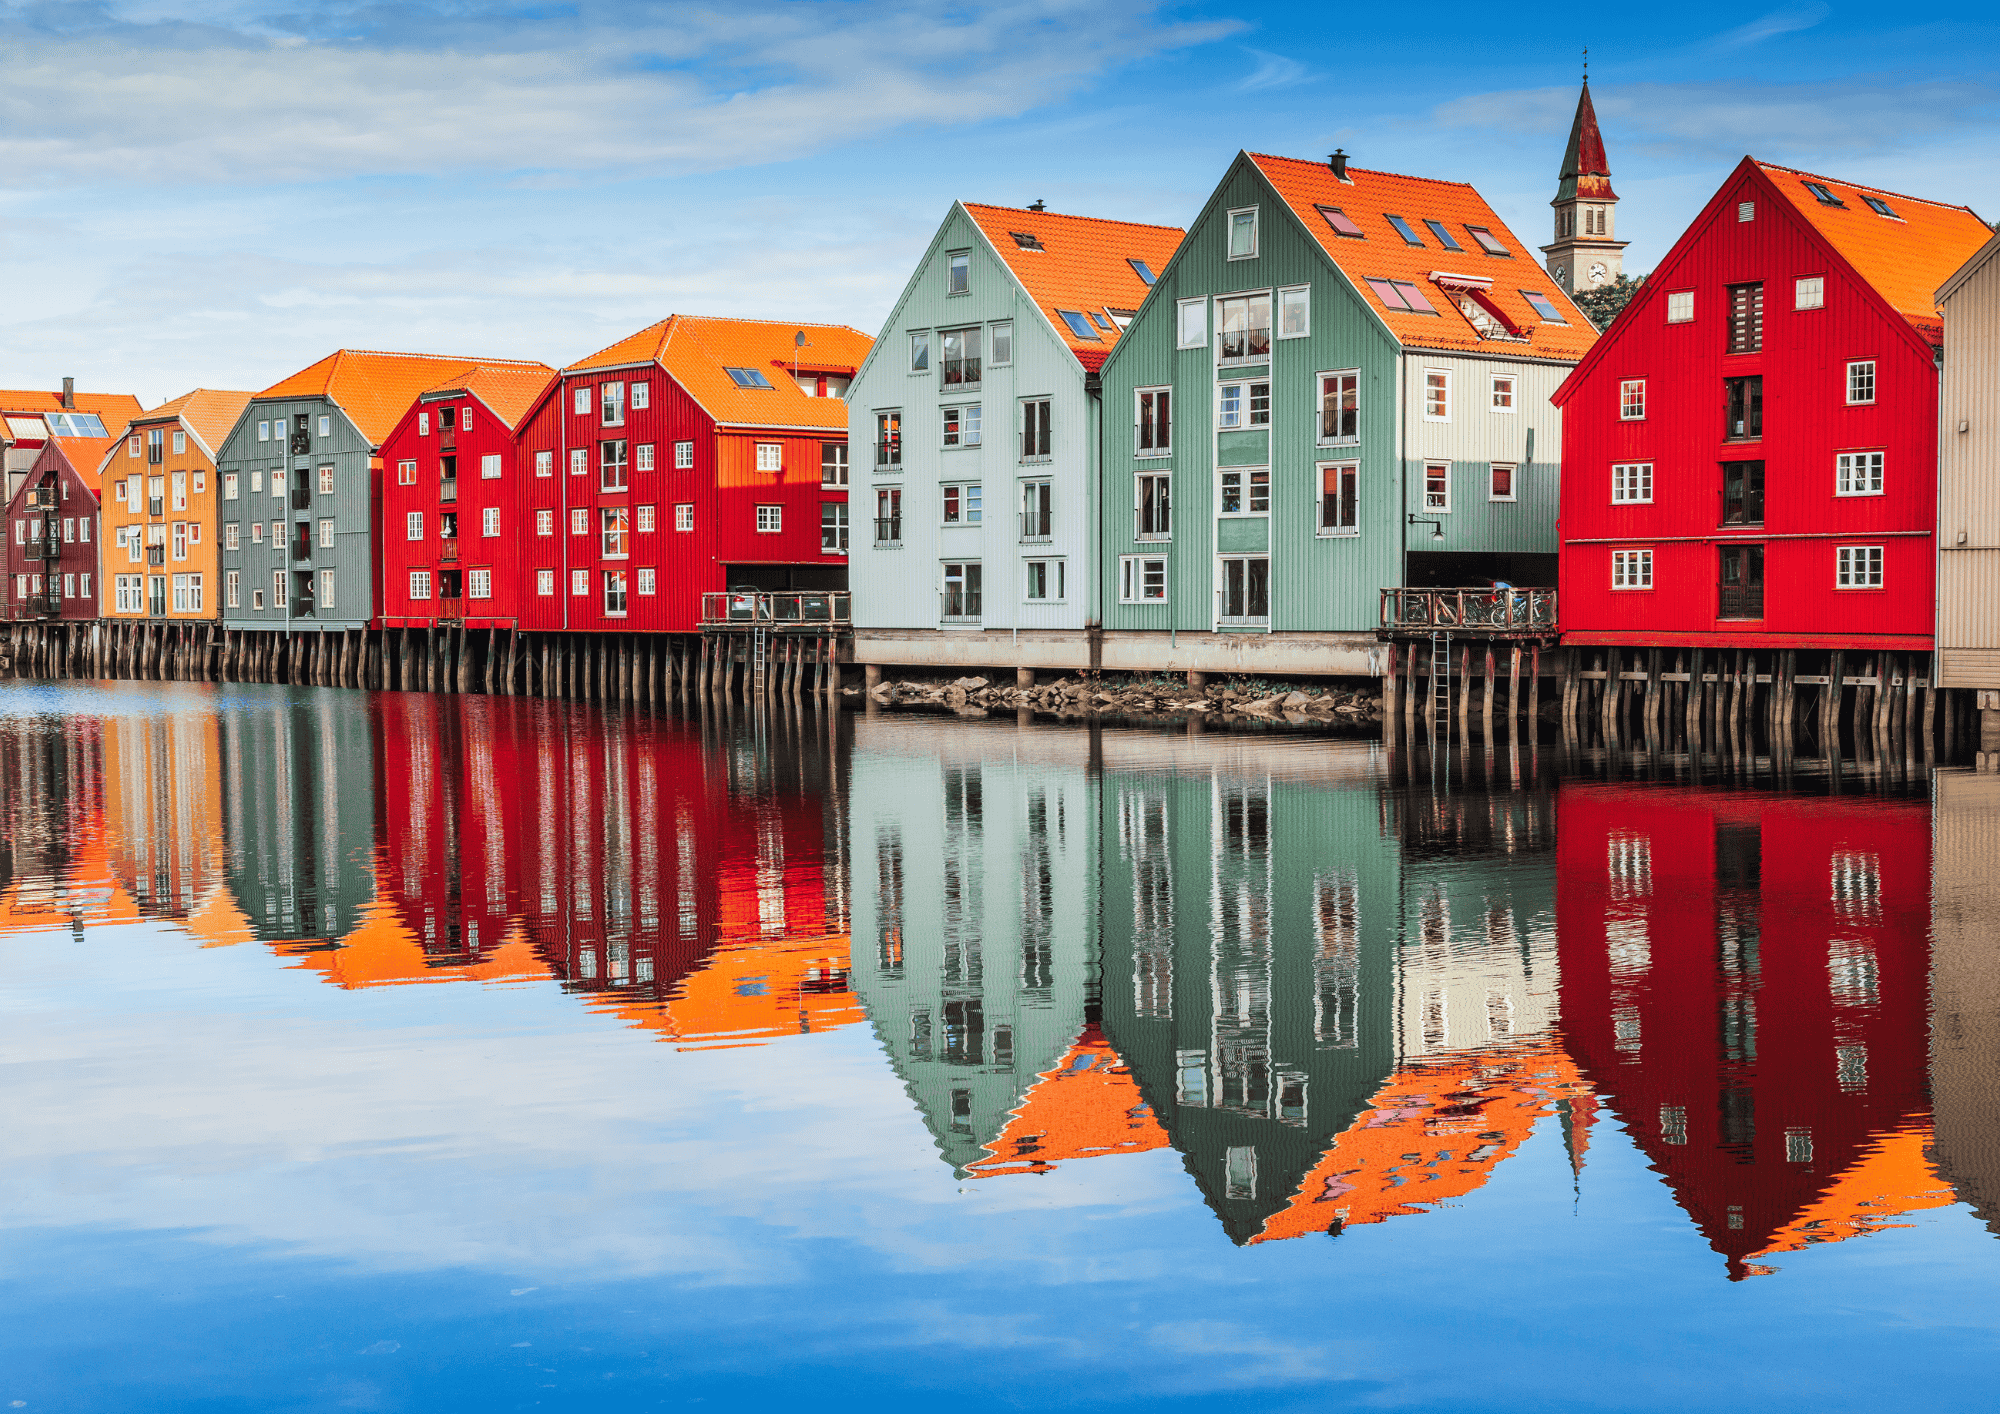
(146, 545, 165, 566)
(437, 595, 463, 621)
(874, 517, 902, 544)
(700, 591, 852, 626)
(939, 590, 982, 622)
(440, 540, 460, 561)
(1020, 509, 1052, 541)
(438, 479, 458, 503)
(28, 595, 58, 617)
(291, 538, 312, 562)
(291, 485, 311, 510)
(289, 599, 316, 620)
(874, 440, 901, 469)
(1379, 586, 1557, 632)
(1718, 586, 1765, 620)
(29, 488, 57, 509)
(25, 541, 51, 561)
(942, 357, 981, 387)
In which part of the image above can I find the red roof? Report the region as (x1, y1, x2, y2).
(564, 315, 871, 429)
(1247, 152, 1598, 364)
(960, 203, 1185, 372)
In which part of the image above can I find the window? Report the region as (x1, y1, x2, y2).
(1422, 219, 1463, 250)
(1227, 207, 1258, 259)
(1315, 370, 1360, 443)
(1722, 460, 1766, 525)
(941, 325, 983, 383)
(406, 511, 423, 541)
(482, 507, 500, 536)
(941, 484, 982, 523)
(1021, 480, 1051, 539)
(313, 415, 328, 438)
(1319, 462, 1359, 533)
(270, 468, 286, 498)
(1219, 556, 1269, 623)
(318, 569, 334, 609)
(114, 479, 127, 503)
(171, 573, 200, 612)
(146, 428, 164, 463)
(1385, 214, 1423, 246)
(1024, 559, 1064, 600)
(1278, 285, 1310, 338)
(946, 251, 970, 294)
(630, 382, 649, 410)
(723, 367, 774, 389)
(574, 387, 591, 415)
(635, 567, 654, 595)
(1424, 462, 1450, 511)
(318, 518, 334, 547)
(271, 520, 283, 545)
(468, 568, 491, 599)
(1719, 543, 1765, 619)
(755, 504, 782, 533)
(1217, 293, 1272, 360)
(1847, 361, 1877, 405)
(537, 569, 555, 596)
(564, 508, 584, 536)
(600, 381, 626, 426)
(744, 442, 781, 474)
(171, 471, 187, 510)
(1796, 275, 1825, 311)
(603, 570, 627, 616)
(1727, 282, 1764, 353)
(821, 502, 849, 553)
(1136, 388, 1171, 456)
(1862, 195, 1899, 218)
(1612, 549, 1653, 589)
(1136, 472, 1171, 539)
(1738, 200, 1756, 222)
(1120, 555, 1166, 602)
(629, 504, 652, 532)
(1316, 205, 1366, 238)
(1177, 298, 1207, 349)
(1020, 399, 1051, 459)
(1612, 462, 1653, 504)
(1365, 278, 1438, 314)
(418, 412, 430, 436)
(254, 423, 268, 445)
(942, 405, 981, 447)
(535, 509, 552, 536)
(569, 448, 587, 476)
(224, 523, 240, 550)
(271, 570, 288, 608)
(1424, 369, 1450, 421)
(1128, 258, 1156, 284)
(942, 562, 981, 618)
(251, 522, 263, 544)
(225, 472, 240, 500)
(1837, 545, 1884, 588)
(874, 488, 902, 543)
(1466, 225, 1510, 256)
(1217, 380, 1270, 429)
(1056, 310, 1098, 341)
(1620, 380, 1646, 420)
(674, 441, 694, 469)
(226, 571, 239, 608)
(821, 443, 848, 486)
(1803, 181, 1845, 207)
(676, 503, 693, 532)
(115, 575, 140, 612)
(1218, 468, 1270, 515)
(601, 439, 629, 490)
(1489, 462, 1517, 501)
(535, 450, 553, 478)
(1726, 376, 1763, 439)
(1838, 451, 1885, 496)
(571, 569, 589, 596)
(980, 323, 1009, 371)
(1521, 290, 1567, 322)
(480, 453, 502, 479)
(909, 331, 930, 371)
(193, 472, 205, 495)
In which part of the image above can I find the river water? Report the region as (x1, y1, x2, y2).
(1, 680, 1996, 1412)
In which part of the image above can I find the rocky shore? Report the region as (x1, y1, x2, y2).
(853, 673, 1383, 725)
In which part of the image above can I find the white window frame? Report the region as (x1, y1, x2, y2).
(1488, 461, 1518, 504)
(480, 453, 502, 479)
(570, 569, 589, 597)
(675, 441, 694, 469)
(536, 509, 553, 536)
(676, 503, 694, 533)
(1612, 462, 1653, 504)
(1176, 298, 1207, 350)
(574, 386, 591, 416)
(1611, 549, 1654, 590)
(602, 570, 627, 617)
(317, 415, 330, 438)
(1022, 557, 1066, 602)
(1318, 370, 1359, 445)
(941, 405, 982, 448)
(755, 504, 783, 533)
(1317, 461, 1359, 536)
(535, 450, 553, 478)
(1619, 380, 1646, 421)
(224, 523, 240, 550)
(600, 381, 626, 427)
(225, 570, 240, 608)
(1423, 369, 1450, 422)
(1795, 275, 1825, 311)
(1135, 386, 1171, 457)
(406, 511, 423, 541)
(820, 501, 849, 554)
(537, 569, 555, 596)
(570, 507, 588, 536)
(990, 322, 1013, 366)
(1119, 555, 1168, 604)
(1423, 461, 1451, 512)
(1226, 206, 1259, 260)
(318, 568, 334, 610)
(909, 330, 930, 372)
(755, 443, 783, 472)
(1837, 450, 1885, 497)
(947, 251, 970, 295)
(1135, 471, 1172, 541)
(468, 568, 492, 600)
(636, 566, 656, 595)
(1216, 379, 1270, 431)
(318, 518, 334, 547)
(1666, 290, 1694, 324)
(272, 570, 288, 608)
(636, 504, 655, 532)
(1217, 466, 1271, 517)
(482, 507, 501, 536)
(1491, 375, 1516, 412)
(1836, 545, 1883, 589)
(1846, 361, 1877, 405)
(637, 444, 655, 472)
(1276, 284, 1310, 339)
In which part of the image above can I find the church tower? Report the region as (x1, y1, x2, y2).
(1541, 78, 1627, 297)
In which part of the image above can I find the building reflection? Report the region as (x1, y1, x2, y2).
(1930, 770, 2000, 1234)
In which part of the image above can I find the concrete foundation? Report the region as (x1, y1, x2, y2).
(853, 627, 1387, 678)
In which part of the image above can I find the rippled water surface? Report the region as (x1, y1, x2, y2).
(2, 680, 1997, 1412)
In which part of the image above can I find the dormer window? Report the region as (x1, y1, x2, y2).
(1128, 259, 1156, 285)
(1802, 181, 1845, 207)
(1316, 205, 1366, 239)
(1010, 231, 1044, 251)
(1104, 308, 1136, 331)
(1385, 215, 1423, 246)
(1862, 195, 1899, 219)
(1422, 220, 1463, 250)
(724, 367, 774, 389)
(1466, 226, 1511, 257)
(1521, 290, 1567, 324)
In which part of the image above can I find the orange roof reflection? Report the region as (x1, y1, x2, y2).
(1746, 1124, 1957, 1269)
(968, 1025, 1169, 1178)
(1251, 1040, 1593, 1243)
(276, 889, 545, 989)
(585, 931, 861, 1050)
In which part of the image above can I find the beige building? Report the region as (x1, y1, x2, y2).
(1936, 236, 2000, 766)
(1929, 770, 2000, 1234)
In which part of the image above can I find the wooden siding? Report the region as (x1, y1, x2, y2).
(99, 423, 223, 623)
(3, 443, 101, 622)
(1937, 239, 2000, 686)
(217, 398, 374, 632)
(847, 204, 1094, 632)
(1931, 770, 2000, 1230)
(1398, 350, 1565, 559)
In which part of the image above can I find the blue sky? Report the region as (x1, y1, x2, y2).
(3, 1, 1997, 405)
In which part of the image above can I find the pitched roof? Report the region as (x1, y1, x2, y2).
(1556, 81, 1616, 203)
(0, 388, 143, 429)
(125, 388, 257, 455)
(416, 363, 557, 431)
(960, 203, 1186, 372)
(1247, 152, 1600, 364)
(965, 1025, 1169, 1179)
(256, 350, 554, 447)
(1756, 160, 1993, 344)
(565, 315, 872, 430)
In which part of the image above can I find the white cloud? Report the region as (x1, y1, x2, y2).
(1710, 3, 1832, 51)
(1236, 47, 1308, 92)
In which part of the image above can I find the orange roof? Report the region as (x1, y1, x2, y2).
(43, 433, 119, 485)
(1246, 152, 1598, 364)
(1755, 160, 1992, 344)
(564, 315, 870, 430)
(1747, 1124, 1957, 1268)
(418, 363, 556, 431)
(256, 350, 554, 447)
(123, 388, 256, 455)
(584, 931, 863, 1050)
(967, 1024, 1170, 1178)
(1251, 1040, 1593, 1244)
(960, 204, 1185, 373)
(0, 388, 143, 428)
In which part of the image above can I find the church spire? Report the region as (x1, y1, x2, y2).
(1556, 79, 1616, 204)
(1541, 70, 1627, 298)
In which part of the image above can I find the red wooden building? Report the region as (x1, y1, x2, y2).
(1553, 160, 1991, 654)
(376, 362, 557, 630)
(514, 315, 871, 634)
(4, 425, 120, 624)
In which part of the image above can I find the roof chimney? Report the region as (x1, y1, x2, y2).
(61, 377, 74, 410)
(1028, 199, 1046, 212)
(1329, 149, 1351, 183)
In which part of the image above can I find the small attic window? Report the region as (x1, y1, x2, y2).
(1422, 220, 1464, 251)
(1467, 226, 1512, 257)
(1385, 215, 1424, 246)
(1521, 290, 1567, 323)
(1010, 231, 1045, 251)
(1365, 278, 1439, 315)
(1128, 258, 1156, 285)
(724, 367, 775, 389)
(1090, 311, 1116, 333)
(1803, 181, 1846, 208)
(1316, 205, 1366, 239)
(1056, 310, 1101, 340)
(1862, 195, 1900, 219)
(1104, 308, 1136, 330)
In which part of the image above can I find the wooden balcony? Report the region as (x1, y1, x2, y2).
(701, 591, 851, 630)
(1379, 586, 1558, 639)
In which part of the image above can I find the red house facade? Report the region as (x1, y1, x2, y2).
(1554, 160, 1991, 653)
(376, 363, 556, 630)
(514, 315, 871, 635)
(4, 433, 114, 624)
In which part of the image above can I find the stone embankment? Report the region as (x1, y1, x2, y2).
(856, 674, 1382, 725)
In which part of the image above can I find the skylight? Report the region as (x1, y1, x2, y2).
(5, 416, 48, 439)
(1420, 220, 1463, 251)
(1803, 181, 1846, 208)
(1466, 226, 1512, 257)
(1090, 311, 1116, 333)
(1385, 215, 1424, 247)
(724, 367, 774, 389)
(1128, 258, 1157, 285)
(45, 412, 107, 437)
(1056, 310, 1101, 340)
(1010, 231, 1045, 251)
(1364, 278, 1439, 315)
(1316, 205, 1367, 239)
(1521, 290, 1567, 323)
(1862, 195, 1900, 218)
(1104, 308, 1136, 330)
